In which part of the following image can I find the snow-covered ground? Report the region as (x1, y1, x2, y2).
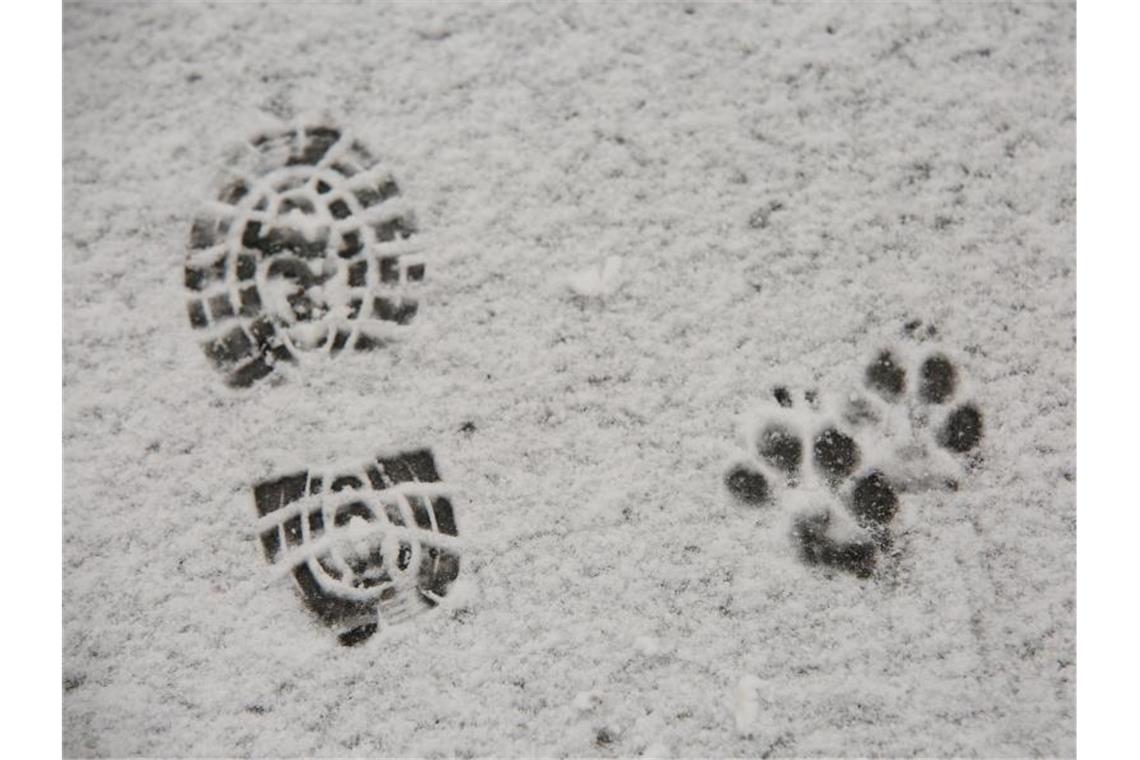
(63, 2, 1075, 756)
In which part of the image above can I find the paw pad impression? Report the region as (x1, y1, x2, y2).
(724, 324, 986, 579)
(725, 389, 901, 578)
(852, 325, 986, 492)
(864, 347, 983, 454)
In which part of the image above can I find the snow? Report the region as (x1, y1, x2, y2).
(573, 690, 603, 713)
(730, 674, 765, 738)
(567, 254, 625, 298)
(634, 635, 662, 657)
(63, 1, 1074, 757)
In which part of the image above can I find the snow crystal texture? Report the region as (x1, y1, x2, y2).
(64, 2, 1075, 757)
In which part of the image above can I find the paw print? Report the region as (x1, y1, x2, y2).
(845, 322, 985, 492)
(724, 388, 901, 578)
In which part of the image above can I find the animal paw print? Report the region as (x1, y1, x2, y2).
(846, 321, 985, 491)
(725, 389, 901, 578)
(254, 448, 460, 646)
(185, 120, 424, 388)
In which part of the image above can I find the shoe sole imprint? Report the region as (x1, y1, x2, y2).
(185, 120, 425, 388)
(725, 388, 901, 579)
(254, 448, 460, 646)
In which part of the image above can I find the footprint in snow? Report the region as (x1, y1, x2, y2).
(725, 386, 899, 578)
(845, 319, 985, 493)
(724, 322, 985, 579)
(184, 119, 425, 388)
(253, 448, 461, 646)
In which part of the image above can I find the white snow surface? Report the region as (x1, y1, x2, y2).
(63, 2, 1075, 757)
